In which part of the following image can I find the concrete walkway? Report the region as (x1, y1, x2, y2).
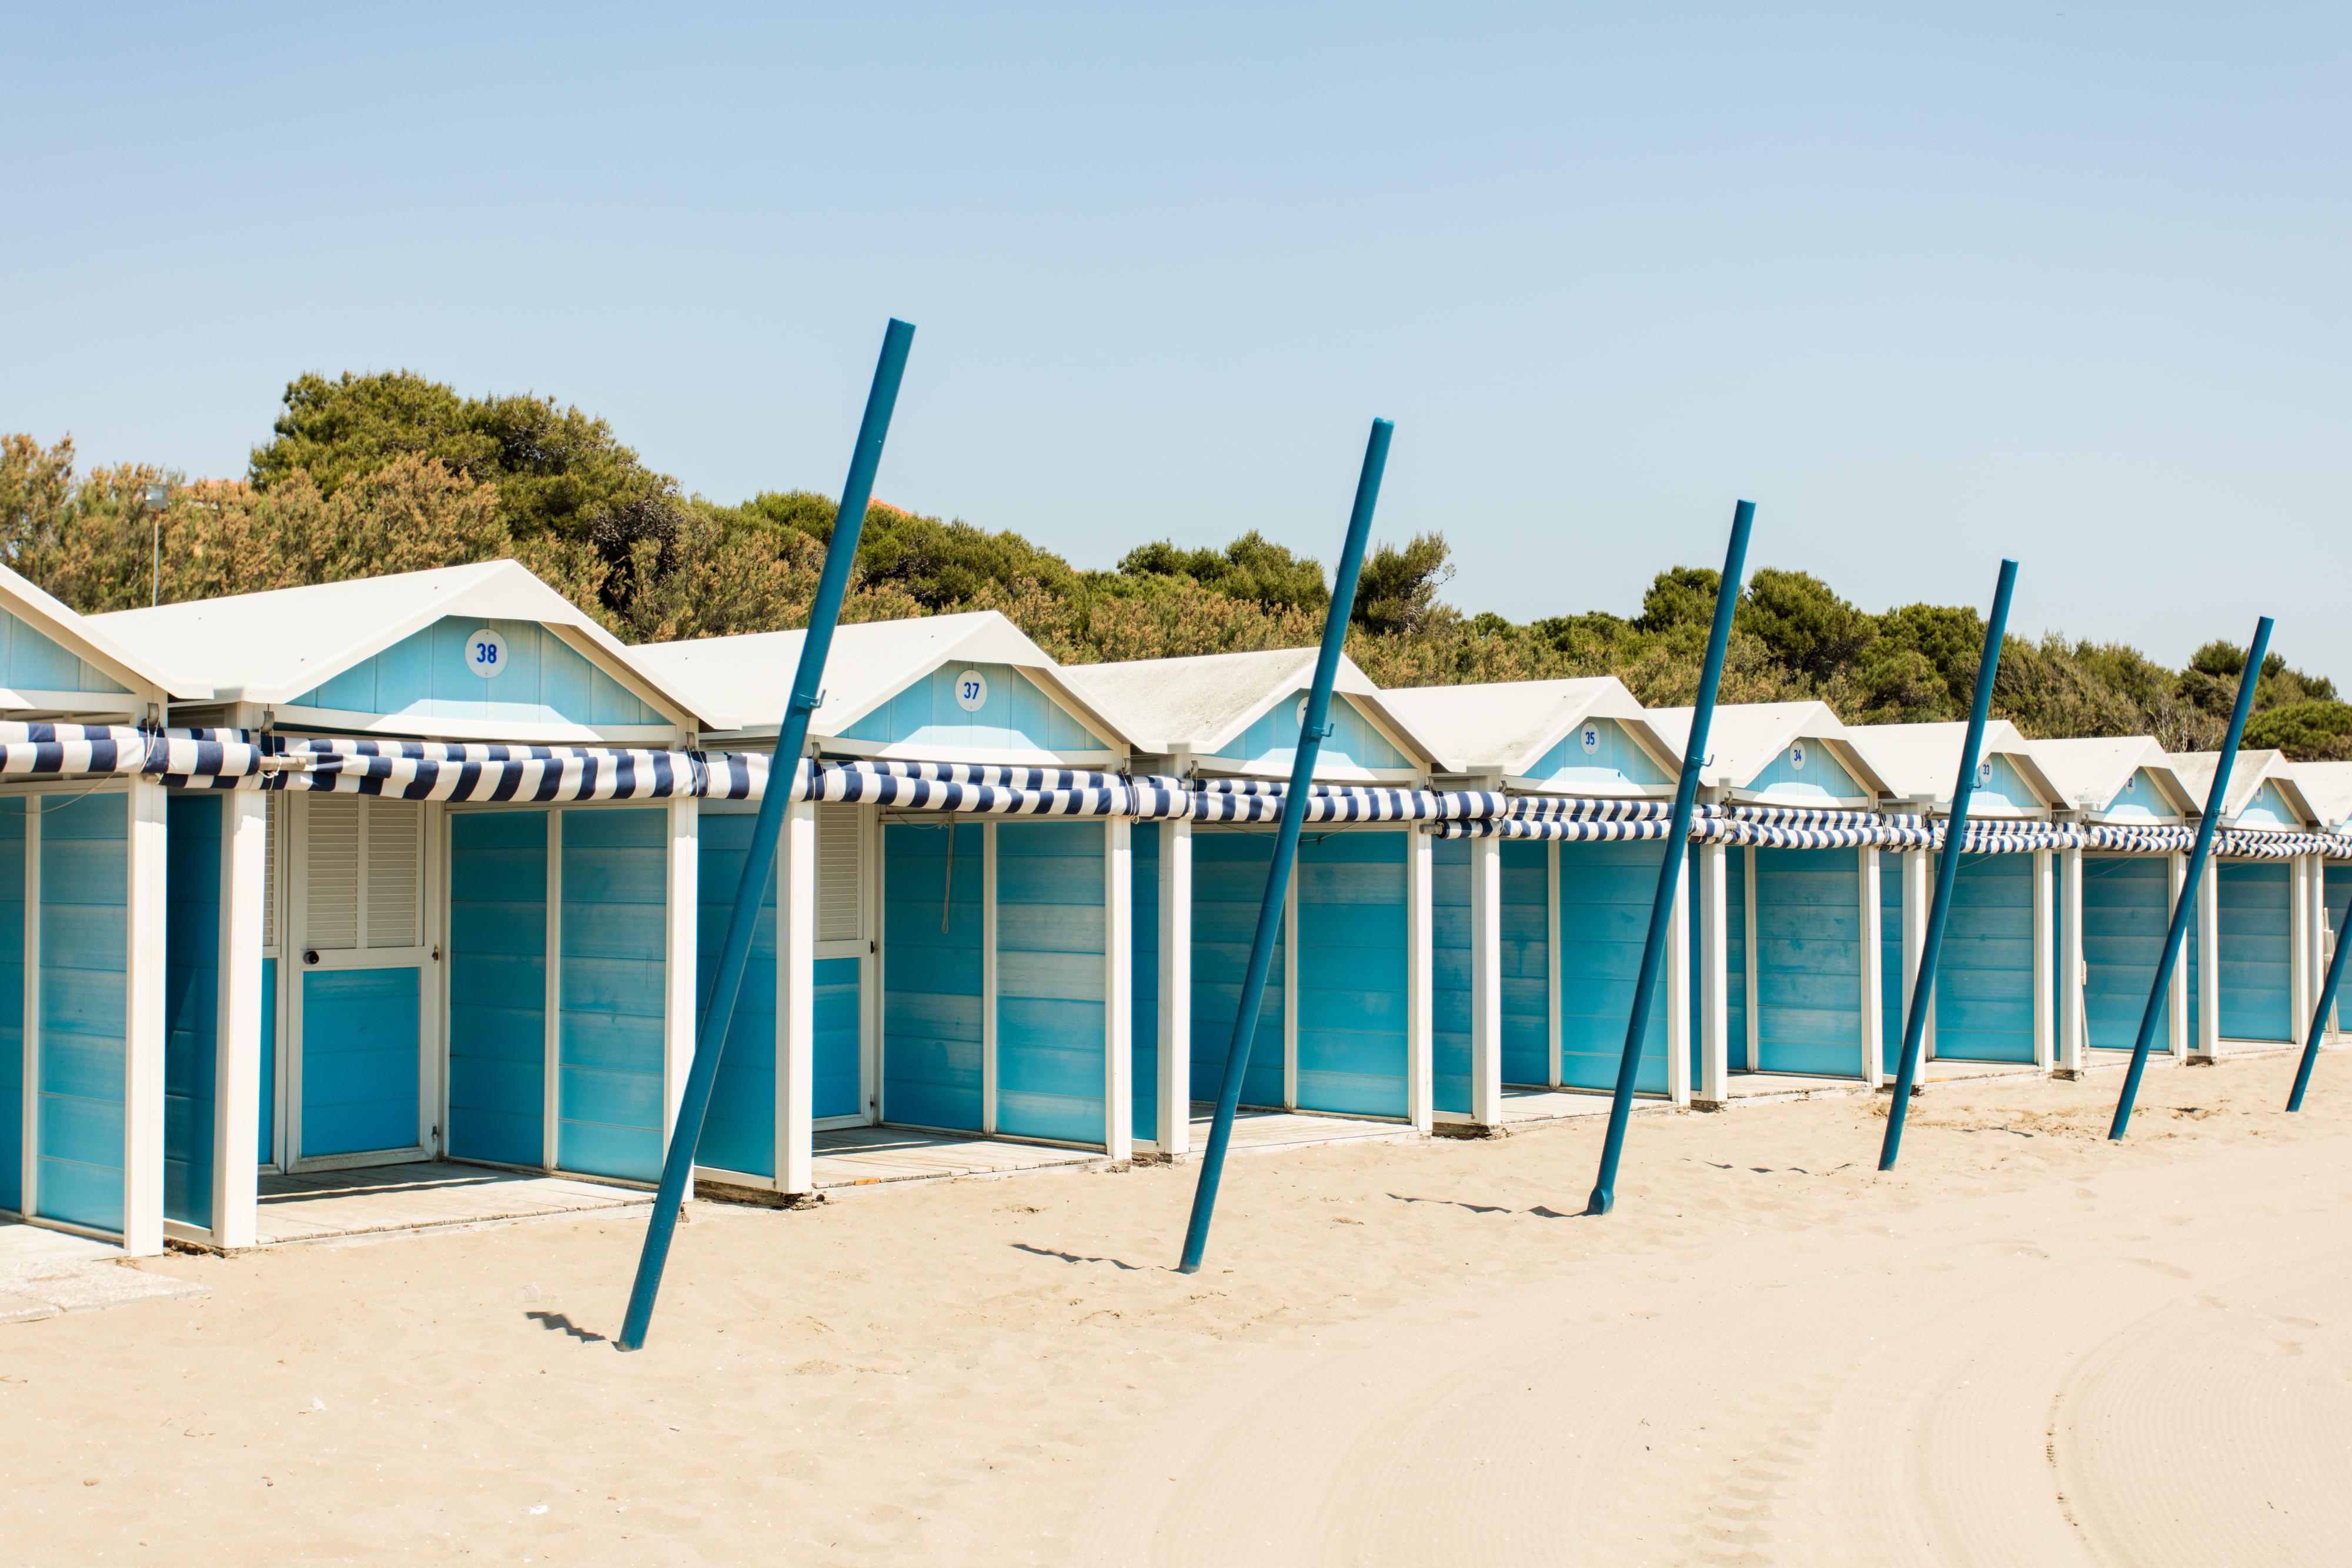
(0, 1222, 208, 1325)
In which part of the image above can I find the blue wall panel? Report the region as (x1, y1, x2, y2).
(1880, 854, 1905, 1072)
(557, 808, 669, 1182)
(0, 801, 22, 1213)
(2082, 856, 2172, 1051)
(813, 958, 861, 1121)
(449, 811, 547, 1169)
(293, 615, 658, 730)
(1131, 823, 1159, 1143)
(1752, 847, 1863, 1078)
(1747, 741, 1865, 804)
(1525, 718, 1672, 793)
(1558, 840, 1669, 1094)
(1726, 851, 1749, 1071)
(840, 662, 1101, 754)
(1431, 838, 1471, 1115)
(1214, 692, 1409, 775)
(1190, 831, 1287, 1110)
(1499, 841, 1549, 1086)
(1933, 854, 2037, 1062)
(164, 794, 220, 1228)
(300, 967, 420, 1158)
(883, 821, 985, 1131)
(258, 956, 276, 1165)
(0, 607, 129, 697)
(38, 792, 127, 1230)
(694, 810, 776, 1176)
(1295, 831, 1408, 1118)
(995, 822, 1107, 1144)
(2215, 860, 2292, 1042)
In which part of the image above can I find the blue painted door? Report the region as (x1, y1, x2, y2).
(1131, 823, 1160, 1143)
(1935, 854, 2037, 1062)
(300, 968, 422, 1156)
(1295, 831, 1408, 1118)
(164, 794, 222, 1228)
(1752, 848, 1864, 1078)
(0, 800, 22, 1215)
(995, 822, 1107, 1145)
(1559, 840, 1669, 1094)
(2214, 860, 2293, 1042)
(694, 807, 778, 1176)
(556, 808, 669, 1182)
(1880, 854, 1905, 1072)
(1190, 831, 1286, 1111)
(38, 793, 128, 1231)
(883, 821, 984, 1131)
(1499, 841, 1549, 1085)
(295, 795, 427, 1163)
(448, 811, 547, 1169)
(2082, 856, 2173, 1051)
(1431, 838, 1471, 1114)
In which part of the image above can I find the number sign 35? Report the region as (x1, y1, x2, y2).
(466, 628, 507, 680)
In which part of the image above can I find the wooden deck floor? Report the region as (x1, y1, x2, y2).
(0, 1221, 118, 1266)
(256, 1163, 649, 1246)
(1199, 1105, 1423, 1155)
(811, 1128, 1104, 1189)
(1498, 1086, 1619, 1124)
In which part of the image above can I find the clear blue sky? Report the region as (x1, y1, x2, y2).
(5, 6, 2345, 675)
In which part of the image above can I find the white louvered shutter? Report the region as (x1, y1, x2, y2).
(262, 793, 280, 953)
(365, 800, 423, 949)
(816, 805, 861, 943)
(303, 796, 361, 951)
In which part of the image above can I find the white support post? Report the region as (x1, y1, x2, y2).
(662, 798, 698, 1150)
(981, 820, 999, 1134)
(1468, 834, 1503, 1127)
(1667, 851, 1692, 1107)
(2167, 852, 2190, 1061)
(1900, 847, 1933, 1062)
(2193, 857, 2221, 1062)
(2032, 848, 2054, 1074)
(543, 810, 563, 1171)
(2290, 854, 2310, 1035)
(2058, 846, 2084, 1075)
(1104, 817, 1133, 1164)
(1742, 846, 1761, 1072)
(778, 800, 816, 1194)
(1156, 819, 1192, 1158)
(1697, 841, 1729, 1105)
(1405, 827, 1433, 1134)
(212, 793, 268, 1251)
(122, 778, 168, 1258)
(1860, 847, 1884, 1089)
(1545, 840, 1563, 1089)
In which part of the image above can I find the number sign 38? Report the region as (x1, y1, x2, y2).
(465, 628, 508, 680)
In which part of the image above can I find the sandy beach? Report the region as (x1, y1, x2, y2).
(5, 1052, 2348, 1566)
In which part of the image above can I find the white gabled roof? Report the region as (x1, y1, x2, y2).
(1846, 720, 2062, 810)
(91, 560, 712, 726)
(1057, 646, 1436, 767)
(634, 610, 1130, 747)
(2027, 735, 2199, 817)
(1645, 701, 1891, 798)
(2288, 761, 2352, 831)
(1375, 677, 1671, 778)
(2169, 748, 2316, 826)
(0, 559, 198, 702)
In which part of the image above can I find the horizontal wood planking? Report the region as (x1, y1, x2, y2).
(1295, 832, 1409, 1119)
(882, 821, 985, 1132)
(448, 811, 548, 1169)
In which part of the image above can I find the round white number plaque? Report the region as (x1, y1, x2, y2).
(465, 628, 507, 680)
(953, 669, 988, 713)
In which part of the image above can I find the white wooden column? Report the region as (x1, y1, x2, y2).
(1667, 851, 1692, 1106)
(1696, 841, 1729, 1105)
(1468, 834, 1503, 1126)
(981, 820, 999, 1134)
(1104, 817, 1133, 1164)
(2290, 854, 2313, 1035)
(2057, 845, 2085, 1075)
(2167, 852, 2190, 1060)
(662, 798, 698, 1149)
(1405, 827, 1433, 1134)
(2193, 857, 2221, 1062)
(1156, 818, 1192, 1158)
(212, 793, 268, 1251)
(1899, 847, 1933, 1062)
(2032, 848, 2055, 1074)
(777, 799, 815, 1194)
(122, 777, 169, 1258)
(1860, 847, 1883, 1089)
(1545, 841, 1563, 1089)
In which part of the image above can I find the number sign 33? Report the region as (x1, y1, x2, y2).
(466, 628, 508, 679)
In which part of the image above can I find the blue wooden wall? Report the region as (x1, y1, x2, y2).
(1431, 838, 1471, 1114)
(1934, 854, 2036, 1062)
(694, 810, 776, 1176)
(840, 661, 1102, 754)
(38, 792, 127, 1230)
(1524, 718, 1672, 793)
(2234, 781, 2299, 829)
(1558, 841, 1669, 1094)
(300, 967, 419, 1158)
(1499, 842, 1549, 1085)
(1190, 832, 1287, 1110)
(448, 811, 547, 1169)
(883, 821, 984, 1131)
(1131, 823, 1159, 1143)
(2103, 769, 2171, 820)
(0, 802, 23, 1213)
(2081, 856, 2172, 1051)
(0, 606, 129, 697)
(557, 808, 668, 1181)
(164, 794, 219, 1228)
(995, 822, 1107, 1145)
(1746, 742, 1865, 804)
(1212, 692, 1409, 775)
(813, 960, 861, 1121)
(2212, 860, 2292, 1041)
(293, 616, 659, 730)
(1296, 832, 1408, 1116)
(258, 956, 276, 1165)
(1879, 856, 1905, 1072)
(1752, 847, 1863, 1077)
(1968, 754, 2043, 813)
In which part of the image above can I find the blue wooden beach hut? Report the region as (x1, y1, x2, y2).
(2166, 750, 2325, 1061)
(636, 612, 1144, 1193)
(1847, 721, 2068, 1074)
(1058, 649, 1441, 1157)
(2286, 760, 2352, 1042)
(1377, 678, 1684, 1128)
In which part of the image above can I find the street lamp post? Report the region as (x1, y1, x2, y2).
(141, 481, 167, 606)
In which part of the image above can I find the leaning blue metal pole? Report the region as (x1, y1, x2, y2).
(2287, 892, 2352, 1111)
(2110, 617, 2272, 1141)
(1878, 559, 2017, 1171)
(1585, 500, 1753, 1216)
(1177, 418, 1391, 1273)
(618, 318, 915, 1350)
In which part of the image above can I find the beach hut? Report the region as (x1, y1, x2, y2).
(2029, 737, 2201, 1074)
(2167, 750, 2325, 1060)
(634, 612, 1143, 1193)
(0, 564, 195, 1255)
(95, 562, 718, 1250)
(2285, 760, 2352, 1042)
(1376, 678, 1685, 1127)
(1644, 703, 1894, 1102)
(1846, 721, 2068, 1074)
(1057, 648, 1440, 1156)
